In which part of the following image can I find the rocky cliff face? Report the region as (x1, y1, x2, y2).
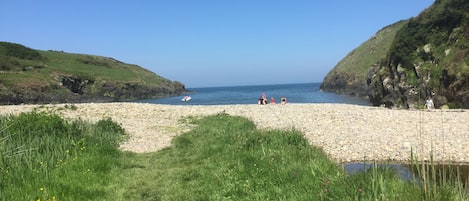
(322, 0, 469, 108)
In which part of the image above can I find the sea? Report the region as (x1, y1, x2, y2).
(137, 82, 370, 106)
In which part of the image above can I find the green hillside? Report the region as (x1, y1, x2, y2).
(320, 20, 407, 96)
(321, 0, 469, 108)
(0, 42, 188, 104)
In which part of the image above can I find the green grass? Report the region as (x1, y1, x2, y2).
(330, 20, 407, 77)
(1, 112, 467, 200)
(0, 41, 169, 85)
(39, 52, 145, 82)
(2, 50, 170, 87)
(118, 113, 345, 200)
(0, 111, 126, 200)
(0, 42, 186, 104)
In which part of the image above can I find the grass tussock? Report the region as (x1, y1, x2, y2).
(0, 112, 467, 200)
(0, 111, 125, 201)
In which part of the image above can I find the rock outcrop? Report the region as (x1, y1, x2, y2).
(321, 0, 469, 108)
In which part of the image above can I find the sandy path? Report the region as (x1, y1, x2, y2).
(1, 103, 468, 164)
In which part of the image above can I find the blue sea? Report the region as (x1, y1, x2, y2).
(137, 82, 370, 105)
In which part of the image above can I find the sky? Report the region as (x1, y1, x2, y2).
(1, 1, 435, 88)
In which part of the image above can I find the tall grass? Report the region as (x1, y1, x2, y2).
(1, 111, 467, 200)
(407, 107, 469, 201)
(410, 146, 469, 200)
(0, 111, 125, 201)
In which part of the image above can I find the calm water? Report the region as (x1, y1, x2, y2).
(137, 82, 370, 105)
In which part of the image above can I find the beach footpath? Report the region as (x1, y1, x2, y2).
(1, 102, 468, 164)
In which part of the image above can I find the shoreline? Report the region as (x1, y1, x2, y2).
(1, 102, 468, 164)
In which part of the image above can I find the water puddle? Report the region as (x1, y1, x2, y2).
(342, 162, 469, 185)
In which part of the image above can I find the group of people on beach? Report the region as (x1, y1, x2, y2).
(258, 93, 286, 105)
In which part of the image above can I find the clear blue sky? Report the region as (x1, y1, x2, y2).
(1, 1, 434, 88)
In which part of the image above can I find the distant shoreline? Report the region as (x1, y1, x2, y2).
(1, 102, 468, 164)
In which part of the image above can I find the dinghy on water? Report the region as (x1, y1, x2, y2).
(181, 96, 192, 102)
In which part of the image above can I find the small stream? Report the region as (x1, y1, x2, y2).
(342, 162, 469, 185)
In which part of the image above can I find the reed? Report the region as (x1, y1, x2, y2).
(406, 108, 469, 200)
(410, 148, 468, 200)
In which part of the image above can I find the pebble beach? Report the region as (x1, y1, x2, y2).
(1, 102, 468, 164)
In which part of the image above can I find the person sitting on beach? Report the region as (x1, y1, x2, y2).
(281, 96, 286, 105)
(270, 97, 275, 105)
(258, 96, 267, 105)
(258, 93, 268, 105)
(426, 97, 434, 110)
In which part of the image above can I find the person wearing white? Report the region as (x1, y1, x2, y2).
(425, 97, 434, 110)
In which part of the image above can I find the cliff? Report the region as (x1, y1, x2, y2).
(321, 0, 469, 108)
(0, 42, 188, 104)
(320, 20, 407, 97)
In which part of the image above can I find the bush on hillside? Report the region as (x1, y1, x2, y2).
(0, 42, 43, 61)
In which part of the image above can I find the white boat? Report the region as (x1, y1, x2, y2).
(181, 96, 192, 102)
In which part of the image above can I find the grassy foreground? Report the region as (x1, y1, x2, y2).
(0, 111, 125, 200)
(0, 111, 467, 200)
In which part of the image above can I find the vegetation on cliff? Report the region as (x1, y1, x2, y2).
(320, 20, 407, 97)
(322, 0, 469, 108)
(0, 42, 188, 104)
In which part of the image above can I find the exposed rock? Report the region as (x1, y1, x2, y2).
(322, 0, 469, 108)
(60, 75, 92, 95)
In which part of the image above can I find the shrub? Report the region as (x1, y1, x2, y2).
(0, 42, 43, 61)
